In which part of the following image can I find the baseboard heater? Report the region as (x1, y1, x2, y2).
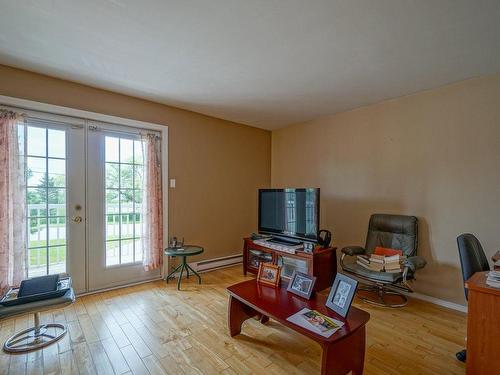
(192, 253, 242, 272)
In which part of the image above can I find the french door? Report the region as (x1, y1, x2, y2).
(21, 111, 160, 293)
(87, 121, 160, 290)
(24, 115, 86, 293)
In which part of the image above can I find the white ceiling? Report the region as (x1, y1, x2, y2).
(1, 1, 500, 130)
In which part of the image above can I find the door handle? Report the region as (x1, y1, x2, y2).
(72, 216, 83, 223)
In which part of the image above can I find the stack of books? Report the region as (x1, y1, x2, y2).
(486, 270, 500, 288)
(356, 255, 383, 272)
(356, 253, 405, 273)
(383, 254, 404, 273)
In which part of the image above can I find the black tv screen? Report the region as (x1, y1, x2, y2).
(258, 188, 320, 241)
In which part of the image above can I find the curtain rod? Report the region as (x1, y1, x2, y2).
(1, 105, 161, 138)
(88, 125, 161, 139)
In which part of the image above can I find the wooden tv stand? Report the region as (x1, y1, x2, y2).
(243, 238, 337, 291)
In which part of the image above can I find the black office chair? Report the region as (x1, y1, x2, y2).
(456, 233, 490, 362)
(0, 276, 75, 353)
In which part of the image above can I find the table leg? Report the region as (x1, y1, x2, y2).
(177, 257, 186, 290)
(185, 263, 202, 284)
(228, 296, 258, 337)
(321, 326, 365, 375)
(165, 263, 182, 283)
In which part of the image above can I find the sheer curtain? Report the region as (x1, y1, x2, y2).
(141, 133, 163, 271)
(0, 110, 26, 293)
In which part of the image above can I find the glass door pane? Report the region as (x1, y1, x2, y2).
(104, 136, 143, 266)
(26, 125, 68, 277)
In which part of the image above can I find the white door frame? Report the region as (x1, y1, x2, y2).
(0, 95, 169, 292)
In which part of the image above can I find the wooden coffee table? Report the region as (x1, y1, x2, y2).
(227, 279, 370, 375)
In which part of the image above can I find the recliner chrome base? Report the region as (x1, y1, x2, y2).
(3, 312, 67, 353)
(340, 253, 413, 308)
(357, 285, 408, 308)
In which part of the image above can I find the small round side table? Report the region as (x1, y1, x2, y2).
(164, 245, 204, 290)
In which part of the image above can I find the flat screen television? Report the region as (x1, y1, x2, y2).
(258, 188, 320, 242)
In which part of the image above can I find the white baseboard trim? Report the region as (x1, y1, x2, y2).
(409, 292, 467, 313)
(194, 254, 242, 272)
(164, 254, 243, 278)
(77, 277, 163, 297)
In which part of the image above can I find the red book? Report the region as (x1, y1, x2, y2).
(374, 247, 403, 257)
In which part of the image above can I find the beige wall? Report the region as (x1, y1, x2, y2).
(272, 73, 500, 305)
(2, 63, 498, 305)
(0, 65, 271, 265)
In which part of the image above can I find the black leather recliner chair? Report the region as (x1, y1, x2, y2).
(455, 233, 490, 362)
(340, 214, 426, 307)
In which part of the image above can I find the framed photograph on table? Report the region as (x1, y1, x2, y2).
(326, 273, 358, 318)
(286, 271, 316, 299)
(257, 263, 281, 287)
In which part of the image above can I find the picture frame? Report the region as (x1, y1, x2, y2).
(286, 271, 316, 299)
(257, 263, 281, 287)
(326, 273, 358, 318)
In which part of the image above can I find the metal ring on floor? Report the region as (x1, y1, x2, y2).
(3, 323, 67, 353)
(358, 286, 408, 308)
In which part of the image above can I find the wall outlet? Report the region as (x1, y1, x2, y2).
(170, 179, 176, 188)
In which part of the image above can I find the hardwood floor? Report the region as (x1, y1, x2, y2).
(0, 266, 466, 374)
